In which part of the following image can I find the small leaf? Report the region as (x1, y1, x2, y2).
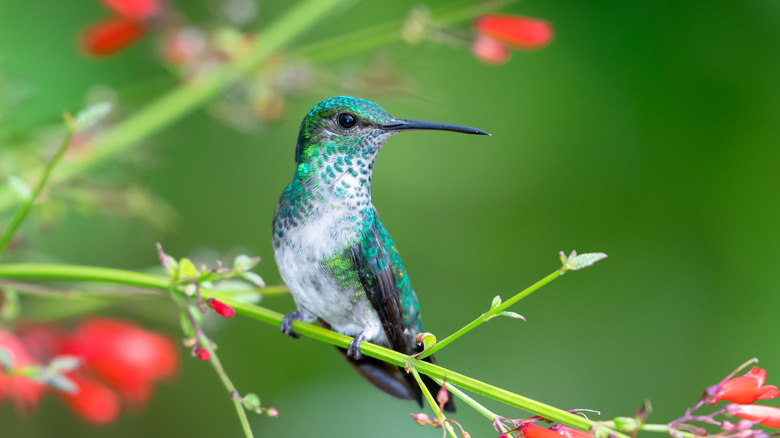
(179, 311, 196, 338)
(490, 295, 502, 310)
(242, 393, 262, 412)
(241, 271, 266, 288)
(48, 355, 83, 373)
(233, 254, 259, 271)
(499, 311, 526, 321)
(6, 175, 31, 201)
(157, 243, 179, 279)
(564, 251, 608, 271)
(178, 257, 198, 279)
(1, 288, 21, 321)
(0, 346, 13, 370)
(73, 102, 113, 130)
(45, 372, 79, 394)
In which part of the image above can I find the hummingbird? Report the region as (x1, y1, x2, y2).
(273, 96, 489, 410)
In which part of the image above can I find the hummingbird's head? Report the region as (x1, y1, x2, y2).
(294, 96, 394, 164)
(294, 96, 490, 164)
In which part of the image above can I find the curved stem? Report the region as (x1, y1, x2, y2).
(0, 114, 75, 258)
(418, 269, 563, 359)
(0, 262, 625, 438)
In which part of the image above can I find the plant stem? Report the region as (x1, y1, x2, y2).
(418, 269, 563, 360)
(409, 367, 457, 438)
(0, 262, 624, 438)
(0, 114, 75, 259)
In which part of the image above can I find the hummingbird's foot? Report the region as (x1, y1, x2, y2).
(347, 332, 367, 359)
(280, 311, 303, 339)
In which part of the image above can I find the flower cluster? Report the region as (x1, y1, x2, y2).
(0, 318, 178, 424)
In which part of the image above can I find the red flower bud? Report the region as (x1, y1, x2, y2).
(474, 15, 553, 50)
(266, 406, 279, 417)
(207, 298, 236, 318)
(520, 423, 565, 438)
(726, 404, 780, 429)
(80, 17, 145, 57)
(551, 424, 594, 438)
(196, 347, 211, 361)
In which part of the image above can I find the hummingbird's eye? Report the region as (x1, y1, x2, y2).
(338, 113, 358, 129)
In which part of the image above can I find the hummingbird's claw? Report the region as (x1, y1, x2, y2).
(347, 332, 366, 359)
(280, 311, 303, 339)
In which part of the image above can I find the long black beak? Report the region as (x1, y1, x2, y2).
(380, 119, 490, 136)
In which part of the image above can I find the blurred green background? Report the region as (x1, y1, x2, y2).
(1, 0, 779, 437)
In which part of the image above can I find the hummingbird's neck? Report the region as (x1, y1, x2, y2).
(290, 150, 375, 212)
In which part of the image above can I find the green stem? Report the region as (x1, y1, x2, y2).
(436, 378, 508, 432)
(409, 367, 457, 438)
(0, 114, 75, 258)
(418, 269, 563, 360)
(0, 262, 624, 438)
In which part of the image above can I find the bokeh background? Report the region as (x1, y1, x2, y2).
(1, 0, 779, 437)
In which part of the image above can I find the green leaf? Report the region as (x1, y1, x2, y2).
(0, 346, 13, 370)
(48, 355, 83, 373)
(178, 258, 198, 279)
(241, 271, 266, 288)
(73, 102, 113, 131)
(180, 310, 196, 338)
(0, 288, 21, 320)
(233, 254, 259, 271)
(490, 295, 502, 310)
(242, 393, 262, 412)
(415, 332, 437, 350)
(560, 250, 608, 272)
(6, 175, 31, 201)
(44, 372, 78, 394)
(499, 311, 526, 321)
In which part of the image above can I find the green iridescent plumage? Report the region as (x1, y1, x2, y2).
(273, 96, 488, 410)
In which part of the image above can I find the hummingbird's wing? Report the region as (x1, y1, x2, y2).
(339, 209, 455, 411)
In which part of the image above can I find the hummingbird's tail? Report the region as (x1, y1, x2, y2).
(337, 347, 456, 412)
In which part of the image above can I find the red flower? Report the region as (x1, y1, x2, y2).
(472, 14, 553, 64)
(726, 404, 780, 429)
(520, 423, 566, 438)
(56, 375, 121, 425)
(551, 424, 594, 438)
(711, 366, 780, 404)
(80, 0, 162, 57)
(61, 318, 178, 404)
(207, 298, 236, 318)
(0, 329, 47, 413)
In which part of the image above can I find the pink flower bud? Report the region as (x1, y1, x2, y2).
(727, 404, 780, 429)
(437, 384, 449, 406)
(411, 412, 430, 426)
(266, 407, 279, 417)
(207, 298, 236, 318)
